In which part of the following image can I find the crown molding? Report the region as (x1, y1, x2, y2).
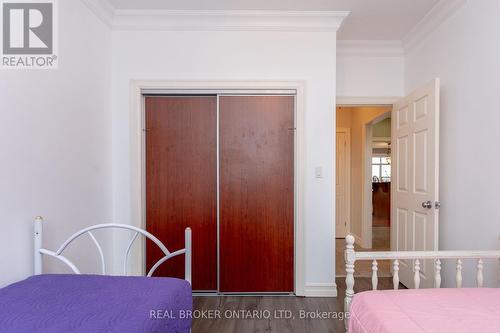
(403, 0, 466, 53)
(111, 10, 350, 32)
(80, 1, 350, 32)
(337, 40, 404, 57)
(80, 0, 114, 27)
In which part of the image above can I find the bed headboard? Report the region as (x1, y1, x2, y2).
(33, 216, 192, 284)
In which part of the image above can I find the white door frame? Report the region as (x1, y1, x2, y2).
(131, 80, 306, 296)
(336, 128, 351, 238)
(337, 96, 401, 106)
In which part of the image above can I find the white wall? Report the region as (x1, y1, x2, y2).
(405, 0, 500, 287)
(111, 30, 338, 293)
(0, 0, 112, 287)
(337, 54, 404, 98)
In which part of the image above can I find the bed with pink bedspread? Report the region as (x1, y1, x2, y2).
(348, 288, 500, 333)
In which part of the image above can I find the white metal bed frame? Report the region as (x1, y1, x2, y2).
(344, 234, 500, 330)
(33, 216, 192, 284)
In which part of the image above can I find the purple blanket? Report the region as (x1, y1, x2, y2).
(0, 274, 192, 333)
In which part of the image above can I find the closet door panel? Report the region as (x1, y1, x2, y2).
(145, 96, 217, 291)
(219, 96, 295, 292)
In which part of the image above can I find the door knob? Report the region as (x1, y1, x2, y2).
(422, 201, 432, 209)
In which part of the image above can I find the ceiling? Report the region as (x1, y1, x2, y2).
(107, 0, 440, 40)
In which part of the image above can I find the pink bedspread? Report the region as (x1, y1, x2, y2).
(349, 288, 500, 333)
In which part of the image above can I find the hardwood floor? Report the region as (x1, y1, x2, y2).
(372, 226, 390, 250)
(192, 277, 398, 333)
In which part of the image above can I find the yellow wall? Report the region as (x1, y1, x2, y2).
(336, 107, 352, 128)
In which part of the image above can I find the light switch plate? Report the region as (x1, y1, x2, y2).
(315, 166, 323, 178)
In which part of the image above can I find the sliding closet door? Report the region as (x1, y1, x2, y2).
(219, 96, 295, 292)
(145, 96, 217, 291)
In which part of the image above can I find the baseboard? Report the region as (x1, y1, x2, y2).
(303, 283, 337, 297)
(350, 233, 363, 247)
(337, 233, 363, 246)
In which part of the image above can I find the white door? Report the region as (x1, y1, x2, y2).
(391, 79, 440, 288)
(336, 129, 350, 238)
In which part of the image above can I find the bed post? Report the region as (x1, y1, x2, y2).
(185, 227, 192, 285)
(34, 216, 43, 275)
(344, 235, 356, 330)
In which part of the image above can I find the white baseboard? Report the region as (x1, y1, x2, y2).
(349, 232, 373, 249)
(337, 233, 362, 245)
(350, 233, 363, 247)
(303, 283, 337, 297)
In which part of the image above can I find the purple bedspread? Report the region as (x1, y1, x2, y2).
(0, 274, 192, 333)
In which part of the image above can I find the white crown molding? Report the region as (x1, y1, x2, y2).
(80, 1, 350, 32)
(80, 0, 114, 27)
(337, 40, 404, 57)
(403, 0, 466, 53)
(111, 10, 350, 32)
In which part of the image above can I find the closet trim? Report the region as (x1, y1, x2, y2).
(130, 80, 306, 296)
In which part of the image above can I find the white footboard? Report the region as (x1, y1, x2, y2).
(343, 234, 500, 330)
(33, 216, 192, 284)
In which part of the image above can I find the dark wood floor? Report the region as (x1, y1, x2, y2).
(193, 277, 400, 333)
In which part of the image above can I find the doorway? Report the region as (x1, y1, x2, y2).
(335, 79, 440, 285)
(335, 105, 392, 277)
(144, 92, 295, 293)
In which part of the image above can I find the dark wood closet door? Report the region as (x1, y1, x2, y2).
(219, 96, 295, 292)
(145, 96, 217, 291)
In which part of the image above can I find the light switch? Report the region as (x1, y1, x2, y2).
(315, 166, 323, 178)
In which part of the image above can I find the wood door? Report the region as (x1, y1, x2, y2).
(391, 79, 440, 288)
(372, 182, 391, 224)
(145, 96, 217, 291)
(336, 129, 351, 238)
(219, 95, 295, 293)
